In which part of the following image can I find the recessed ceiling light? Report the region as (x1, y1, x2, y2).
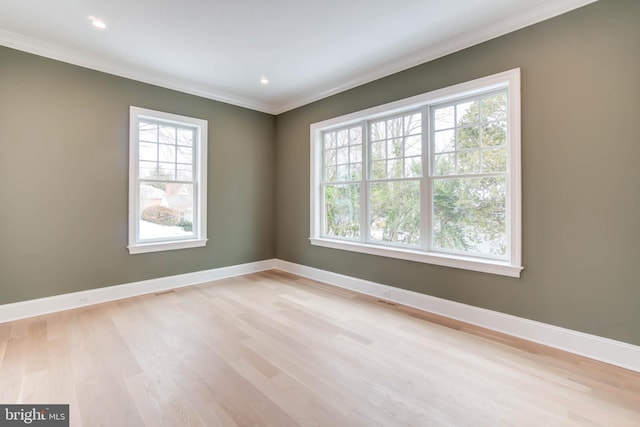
(88, 16, 107, 30)
(260, 77, 269, 85)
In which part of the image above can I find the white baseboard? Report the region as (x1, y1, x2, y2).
(274, 259, 640, 373)
(0, 259, 276, 324)
(2, 257, 639, 374)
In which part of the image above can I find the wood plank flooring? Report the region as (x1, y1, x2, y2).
(1, 270, 639, 426)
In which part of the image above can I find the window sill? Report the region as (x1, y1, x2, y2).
(309, 237, 523, 278)
(128, 238, 208, 254)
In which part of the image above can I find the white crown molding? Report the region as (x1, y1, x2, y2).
(271, 0, 599, 114)
(273, 259, 640, 374)
(1, 0, 596, 115)
(0, 259, 276, 324)
(0, 29, 274, 114)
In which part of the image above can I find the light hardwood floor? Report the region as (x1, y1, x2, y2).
(1, 270, 639, 426)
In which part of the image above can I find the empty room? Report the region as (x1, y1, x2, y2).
(1, 0, 639, 425)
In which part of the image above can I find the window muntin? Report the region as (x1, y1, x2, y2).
(310, 69, 522, 277)
(129, 107, 207, 254)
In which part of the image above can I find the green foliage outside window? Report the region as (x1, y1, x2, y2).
(324, 184, 360, 238)
(432, 92, 508, 257)
(321, 90, 509, 258)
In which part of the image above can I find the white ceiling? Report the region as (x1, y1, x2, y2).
(0, 0, 596, 114)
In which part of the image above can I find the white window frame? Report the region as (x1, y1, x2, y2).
(310, 69, 522, 277)
(128, 106, 208, 254)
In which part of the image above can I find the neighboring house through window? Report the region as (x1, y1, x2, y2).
(310, 69, 522, 277)
(128, 106, 207, 254)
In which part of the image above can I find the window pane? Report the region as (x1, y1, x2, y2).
(324, 184, 360, 239)
(371, 161, 386, 179)
(350, 164, 362, 181)
(139, 142, 157, 161)
(370, 121, 386, 141)
(371, 141, 385, 161)
(432, 177, 507, 257)
(337, 165, 349, 181)
(387, 138, 403, 159)
(482, 121, 507, 147)
(457, 126, 480, 149)
(434, 130, 455, 153)
(386, 117, 403, 139)
(434, 106, 454, 130)
(337, 147, 349, 165)
(139, 161, 158, 179)
(337, 129, 349, 147)
(405, 156, 422, 178)
(325, 166, 337, 182)
(159, 144, 176, 163)
(324, 132, 336, 149)
(325, 148, 337, 167)
(350, 145, 362, 163)
(434, 153, 455, 176)
(405, 113, 422, 135)
(177, 146, 192, 164)
(177, 128, 194, 146)
(482, 93, 507, 121)
(158, 162, 176, 180)
(350, 127, 362, 145)
(405, 135, 421, 157)
(388, 159, 403, 179)
(139, 182, 194, 240)
(456, 100, 480, 125)
(432, 91, 508, 178)
(370, 181, 420, 245)
(159, 126, 176, 145)
(139, 122, 157, 142)
(177, 165, 193, 181)
(482, 147, 507, 173)
(458, 150, 480, 174)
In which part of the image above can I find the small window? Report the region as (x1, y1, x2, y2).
(128, 107, 207, 254)
(310, 69, 522, 277)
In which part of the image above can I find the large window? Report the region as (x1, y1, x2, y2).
(310, 69, 522, 277)
(128, 107, 207, 254)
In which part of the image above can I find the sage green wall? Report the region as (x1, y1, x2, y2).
(0, 46, 276, 304)
(275, 0, 640, 345)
